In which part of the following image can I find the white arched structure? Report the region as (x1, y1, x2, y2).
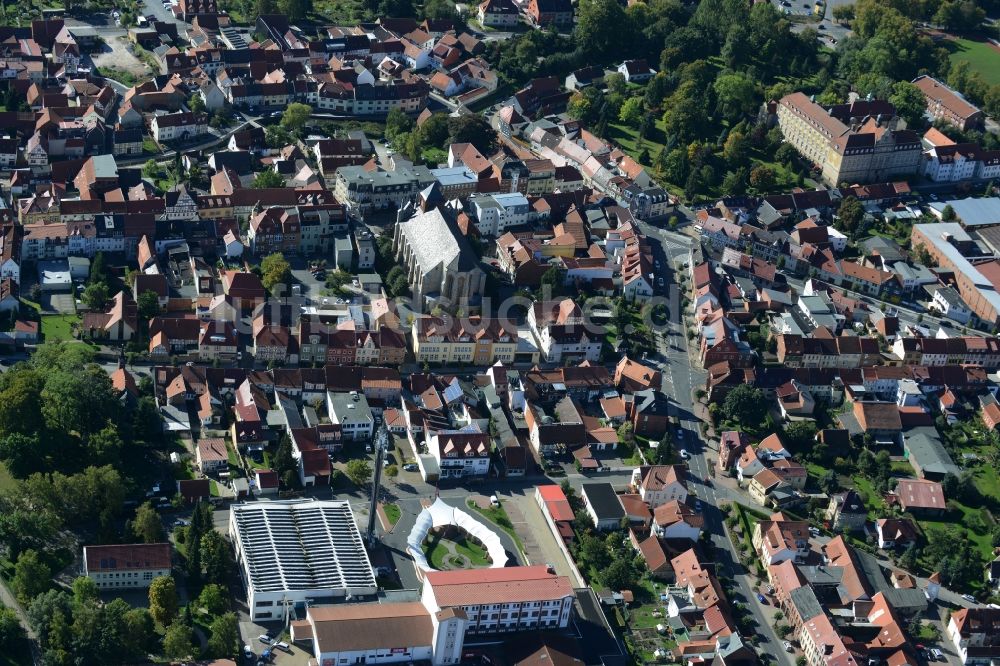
(407, 498, 509, 572)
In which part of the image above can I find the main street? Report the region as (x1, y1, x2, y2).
(636, 222, 796, 665)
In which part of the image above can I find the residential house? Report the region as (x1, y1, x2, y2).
(581, 483, 625, 531)
(631, 465, 687, 508)
(652, 500, 703, 542)
(752, 514, 810, 564)
(947, 608, 1000, 665)
(196, 438, 229, 474)
(876, 518, 918, 549)
(824, 490, 867, 533)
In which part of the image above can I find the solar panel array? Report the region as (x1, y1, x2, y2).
(232, 501, 376, 593)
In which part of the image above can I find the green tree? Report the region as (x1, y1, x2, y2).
(81, 282, 109, 310)
(133, 501, 165, 544)
(832, 4, 854, 22)
(70, 576, 98, 608)
(783, 420, 817, 453)
(40, 367, 118, 438)
(662, 81, 709, 144)
(89, 422, 124, 465)
(12, 550, 50, 604)
(252, 169, 285, 188)
(385, 107, 414, 142)
(0, 433, 43, 479)
(148, 576, 179, 626)
(836, 196, 866, 236)
(713, 72, 759, 120)
(619, 97, 644, 125)
(567, 92, 595, 122)
(188, 93, 205, 114)
(723, 131, 750, 166)
(207, 612, 240, 658)
(137, 289, 161, 320)
(345, 459, 373, 486)
(423, 0, 459, 20)
(142, 159, 161, 179)
(575, 0, 627, 60)
(0, 367, 44, 439)
(420, 113, 451, 149)
(162, 621, 194, 659)
(385, 464, 399, 478)
(748, 164, 776, 191)
(721, 384, 767, 428)
(273, 433, 297, 479)
(197, 584, 229, 616)
(279, 0, 312, 21)
(941, 204, 957, 221)
(201, 530, 233, 585)
(447, 115, 497, 154)
(603, 558, 638, 591)
(265, 124, 293, 148)
(0, 607, 25, 653)
(260, 253, 292, 295)
(889, 81, 929, 129)
(122, 608, 155, 660)
(280, 102, 313, 136)
(325, 269, 350, 294)
(540, 267, 565, 298)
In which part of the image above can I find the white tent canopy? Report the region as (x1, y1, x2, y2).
(406, 498, 509, 572)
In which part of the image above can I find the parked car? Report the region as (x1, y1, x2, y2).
(962, 594, 976, 603)
(258, 634, 272, 645)
(403, 464, 418, 472)
(243, 645, 254, 659)
(756, 593, 767, 604)
(679, 449, 690, 460)
(782, 642, 793, 653)
(931, 649, 943, 660)
(274, 641, 291, 653)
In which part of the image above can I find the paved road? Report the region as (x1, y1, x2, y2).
(633, 224, 794, 664)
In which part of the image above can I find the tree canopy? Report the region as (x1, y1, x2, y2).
(260, 253, 292, 295)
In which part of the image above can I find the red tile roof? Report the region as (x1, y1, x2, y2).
(84, 543, 172, 572)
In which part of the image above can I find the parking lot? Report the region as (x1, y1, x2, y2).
(771, 0, 818, 18)
(240, 621, 310, 666)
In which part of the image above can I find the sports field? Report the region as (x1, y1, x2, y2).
(948, 37, 1000, 85)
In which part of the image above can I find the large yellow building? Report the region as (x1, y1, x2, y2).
(411, 315, 517, 365)
(776, 93, 922, 186)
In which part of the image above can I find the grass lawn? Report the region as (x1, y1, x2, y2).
(916, 503, 995, 562)
(209, 480, 220, 496)
(247, 450, 272, 470)
(40, 314, 79, 341)
(423, 533, 492, 568)
(226, 442, 241, 470)
(607, 119, 667, 168)
(947, 37, 1000, 85)
(383, 503, 401, 526)
(970, 463, 1000, 504)
(850, 476, 886, 517)
(466, 499, 525, 554)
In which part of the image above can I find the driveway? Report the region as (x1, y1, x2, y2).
(502, 490, 584, 585)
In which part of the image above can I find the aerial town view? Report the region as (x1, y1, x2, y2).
(2, 0, 1000, 664)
